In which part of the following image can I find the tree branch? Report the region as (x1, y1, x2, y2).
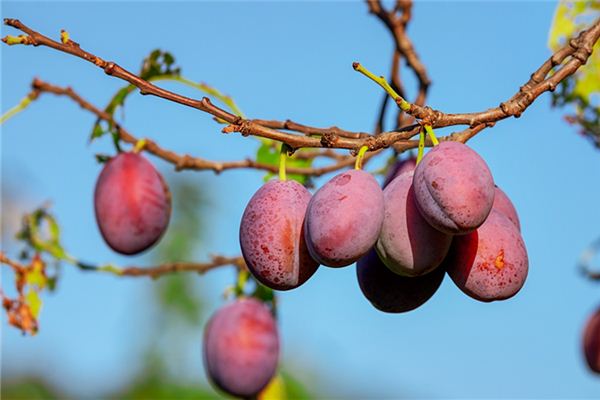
(28, 79, 378, 176)
(2, 14, 599, 154)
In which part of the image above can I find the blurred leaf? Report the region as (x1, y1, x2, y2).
(25, 256, 46, 289)
(25, 290, 42, 318)
(1, 377, 65, 400)
(90, 49, 181, 142)
(549, 1, 600, 147)
(259, 374, 287, 400)
(90, 122, 105, 140)
(140, 49, 181, 81)
(548, 2, 575, 49)
(279, 371, 312, 400)
(153, 178, 207, 325)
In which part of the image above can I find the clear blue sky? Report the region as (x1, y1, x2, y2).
(2, 1, 600, 398)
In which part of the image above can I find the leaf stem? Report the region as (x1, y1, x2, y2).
(352, 62, 412, 112)
(133, 138, 147, 153)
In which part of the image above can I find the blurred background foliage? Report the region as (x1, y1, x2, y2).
(549, 0, 600, 147)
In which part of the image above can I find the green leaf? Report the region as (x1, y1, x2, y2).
(573, 41, 600, 99)
(90, 50, 182, 143)
(25, 290, 42, 318)
(140, 50, 181, 81)
(256, 142, 313, 185)
(549, 2, 575, 50)
(25, 258, 47, 289)
(549, 1, 600, 147)
(90, 122, 106, 141)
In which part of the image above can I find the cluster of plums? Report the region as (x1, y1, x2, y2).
(240, 141, 529, 308)
(92, 143, 531, 399)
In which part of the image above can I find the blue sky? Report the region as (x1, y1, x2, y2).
(2, 1, 600, 398)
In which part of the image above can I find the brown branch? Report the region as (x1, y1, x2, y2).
(0, 251, 27, 274)
(367, 0, 431, 92)
(118, 255, 246, 279)
(29, 79, 373, 176)
(366, 1, 600, 131)
(3, 15, 599, 154)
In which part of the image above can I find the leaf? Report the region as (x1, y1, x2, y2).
(549, 2, 575, 50)
(140, 50, 181, 81)
(549, 1, 600, 147)
(90, 121, 106, 141)
(256, 143, 313, 185)
(259, 374, 287, 400)
(90, 50, 181, 143)
(25, 256, 47, 290)
(25, 290, 42, 318)
(573, 41, 600, 99)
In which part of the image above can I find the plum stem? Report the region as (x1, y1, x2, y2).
(416, 128, 425, 164)
(132, 138, 147, 153)
(352, 62, 412, 112)
(424, 125, 439, 146)
(234, 269, 250, 297)
(278, 143, 289, 181)
(354, 145, 369, 170)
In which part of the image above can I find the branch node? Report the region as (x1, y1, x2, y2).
(320, 131, 339, 148)
(103, 62, 116, 75)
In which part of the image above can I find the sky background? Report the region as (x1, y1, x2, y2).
(2, 1, 600, 398)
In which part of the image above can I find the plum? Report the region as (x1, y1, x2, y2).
(356, 249, 445, 313)
(240, 180, 319, 290)
(204, 297, 279, 398)
(383, 156, 417, 188)
(492, 185, 521, 231)
(445, 210, 528, 302)
(413, 141, 495, 235)
(583, 307, 600, 373)
(305, 169, 384, 267)
(377, 171, 452, 276)
(94, 152, 171, 255)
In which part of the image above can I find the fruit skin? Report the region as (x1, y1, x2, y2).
(240, 180, 319, 290)
(583, 307, 600, 374)
(445, 210, 528, 302)
(413, 141, 495, 235)
(203, 298, 279, 398)
(383, 156, 417, 188)
(305, 170, 384, 267)
(356, 249, 445, 313)
(492, 186, 521, 231)
(94, 152, 171, 255)
(377, 171, 452, 276)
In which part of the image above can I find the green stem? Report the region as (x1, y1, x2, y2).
(424, 125, 439, 146)
(416, 129, 425, 165)
(279, 143, 289, 181)
(352, 62, 412, 112)
(354, 146, 369, 170)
